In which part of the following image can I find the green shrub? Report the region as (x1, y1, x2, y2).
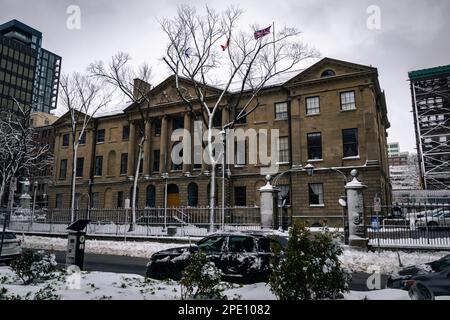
(10, 249, 57, 285)
(269, 222, 350, 300)
(180, 251, 229, 300)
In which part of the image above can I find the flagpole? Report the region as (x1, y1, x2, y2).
(272, 21, 276, 73)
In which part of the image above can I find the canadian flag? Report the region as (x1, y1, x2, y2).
(220, 38, 230, 51)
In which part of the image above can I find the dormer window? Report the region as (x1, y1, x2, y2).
(320, 69, 336, 77)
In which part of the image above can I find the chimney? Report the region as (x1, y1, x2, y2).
(133, 78, 152, 100)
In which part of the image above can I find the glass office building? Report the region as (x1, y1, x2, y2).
(0, 19, 61, 113)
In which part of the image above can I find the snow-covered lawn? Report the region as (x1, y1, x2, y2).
(21, 235, 449, 274)
(0, 266, 440, 300)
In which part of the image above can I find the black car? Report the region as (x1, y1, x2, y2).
(146, 231, 288, 283)
(387, 254, 450, 299)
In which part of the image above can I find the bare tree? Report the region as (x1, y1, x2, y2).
(0, 99, 52, 207)
(88, 53, 152, 231)
(59, 73, 111, 223)
(160, 5, 319, 231)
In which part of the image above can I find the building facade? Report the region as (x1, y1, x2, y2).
(0, 19, 61, 113)
(49, 58, 391, 226)
(409, 65, 450, 190)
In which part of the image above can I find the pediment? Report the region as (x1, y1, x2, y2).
(285, 57, 376, 86)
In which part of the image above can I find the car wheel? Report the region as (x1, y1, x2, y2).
(408, 282, 435, 300)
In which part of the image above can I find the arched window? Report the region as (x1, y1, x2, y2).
(187, 183, 198, 207)
(320, 69, 336, 77)
(146, 185, 156, 208)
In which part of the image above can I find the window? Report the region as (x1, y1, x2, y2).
(228, 236, 255, 253)
(343, 128, 359, 157)
(212, 111, 222, 128)
(76, 158, 84, 177)
(154, 120, 161, 136)
(153, 150, 160, 172)
(340, 91, 356, 111)
(59, 159, 67, 180)
(275, 102, 288, 120)
(117, 191, 124, 208)
(278, 137, 289, 163)
(235, 140, 246, 165)
(55, 194, 63, 208)
(197, 236, 226, 252)
(92, 193, 100, 208)
(309, 183, 324, 206)
(306, 97, 320, 115)
(96, 129, 105, 143)
(95, 156, 103, 176)
(120, 153, 128, 175)
(172, 117, 184, 131)
(278, 185, 290, 206)
(62, 134, 69, 147)
(122, 125, 130, 140)
(146, 185, 156, 208)
(321, 69, 336, 77)
(234, 186, 247, 206)
(172, 142, 183, 171)
(188, 183, 198, 207)
(307, 133, 322, 160)
(79, 132, 86, 145)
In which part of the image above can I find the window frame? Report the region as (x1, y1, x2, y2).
(95, 155, 103, 176)
(275, 101, 289, 120)
(308, 183, 324, 206)
(62, 133, 69, 147)
(307, 132, 323, 160)
(340, 91, 356, 111)
(278, 136, 290, 163)
(342, 128, 359, 158)
(120, 153, 128, 175)
(234, 186, 247, 206)
(76, 157, 84, 177)
(306, 96, 320, 115)
(96, 129, 105, 144)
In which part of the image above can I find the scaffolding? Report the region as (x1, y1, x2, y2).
(409, 65, 450, 190)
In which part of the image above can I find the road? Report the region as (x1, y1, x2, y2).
(51, 251, 388, 291)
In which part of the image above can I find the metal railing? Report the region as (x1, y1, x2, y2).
(367, 201, 450, 249)
(7, 206, 262, 237)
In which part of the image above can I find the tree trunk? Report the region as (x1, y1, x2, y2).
(130, 139, 144, 232)
(207, 117, 216, 233)
(0, 179, 6, 207)
(70, 144, 78, 223)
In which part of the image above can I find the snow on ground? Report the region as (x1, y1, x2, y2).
(0, 266, 439, 300)
(340, 247, 449, 274)
(21, 236, 187, 258)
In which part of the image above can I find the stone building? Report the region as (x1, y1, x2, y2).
(48, 58, 391, 226)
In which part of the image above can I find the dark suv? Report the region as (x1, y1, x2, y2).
(146, 231, 288, 283)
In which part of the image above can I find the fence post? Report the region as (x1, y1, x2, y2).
(259, 175, 279, 230)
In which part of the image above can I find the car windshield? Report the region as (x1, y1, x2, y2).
(197, 236, 225, 252)
(432, 210, 444, 217)
(429, 255, 450, 272)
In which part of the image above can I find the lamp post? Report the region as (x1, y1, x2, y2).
(31, 181, 38, 227)
(162, 172, 169, 232)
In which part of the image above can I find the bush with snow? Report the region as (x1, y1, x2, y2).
(10, 249, 57, 285)
(269, 222, 350, 300)
(180, 252, 230, 300)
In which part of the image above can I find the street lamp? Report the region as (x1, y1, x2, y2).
(162, 172, 169, 232)
(31, 181, 38, 227)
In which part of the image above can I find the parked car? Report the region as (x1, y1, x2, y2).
(387, 254, 450, 299)
(415, 209, 450, 230)
(0, 230, 22, 264)
(146, 231, 288, 283)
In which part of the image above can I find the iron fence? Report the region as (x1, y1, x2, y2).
(6, 206, 262, 237)
(367, 201, 450, 249)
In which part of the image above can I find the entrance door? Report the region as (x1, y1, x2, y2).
(167, 184, 180, 207)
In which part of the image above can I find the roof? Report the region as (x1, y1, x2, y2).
(408, 65, 450, 81)
(0, 19, 42, 37)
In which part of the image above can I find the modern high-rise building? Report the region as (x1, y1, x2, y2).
(409, 65, 450, 190)
(0, 19, 61, 113)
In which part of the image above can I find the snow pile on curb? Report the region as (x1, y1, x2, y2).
(340, 248, 448, 274)
(22, 236, 186, 258)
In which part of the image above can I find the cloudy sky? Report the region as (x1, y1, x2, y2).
(1, 0, 449, 152)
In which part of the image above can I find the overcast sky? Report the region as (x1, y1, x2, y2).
(1, 0, 449, 153)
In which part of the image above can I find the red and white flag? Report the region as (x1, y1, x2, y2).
(220, 38, 230, 51)
(254, 26, 271, 40)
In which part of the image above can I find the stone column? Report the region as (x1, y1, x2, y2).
(345, 169, 368, 249)
(259, 175, 280, 229)
(143, 121, 152, 177)
(127, 121, 135, 177)
(183, 112, 191, 173)
(159, 116, 168, 174)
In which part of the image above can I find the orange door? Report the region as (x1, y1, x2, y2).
(167, 193, 180, 207)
